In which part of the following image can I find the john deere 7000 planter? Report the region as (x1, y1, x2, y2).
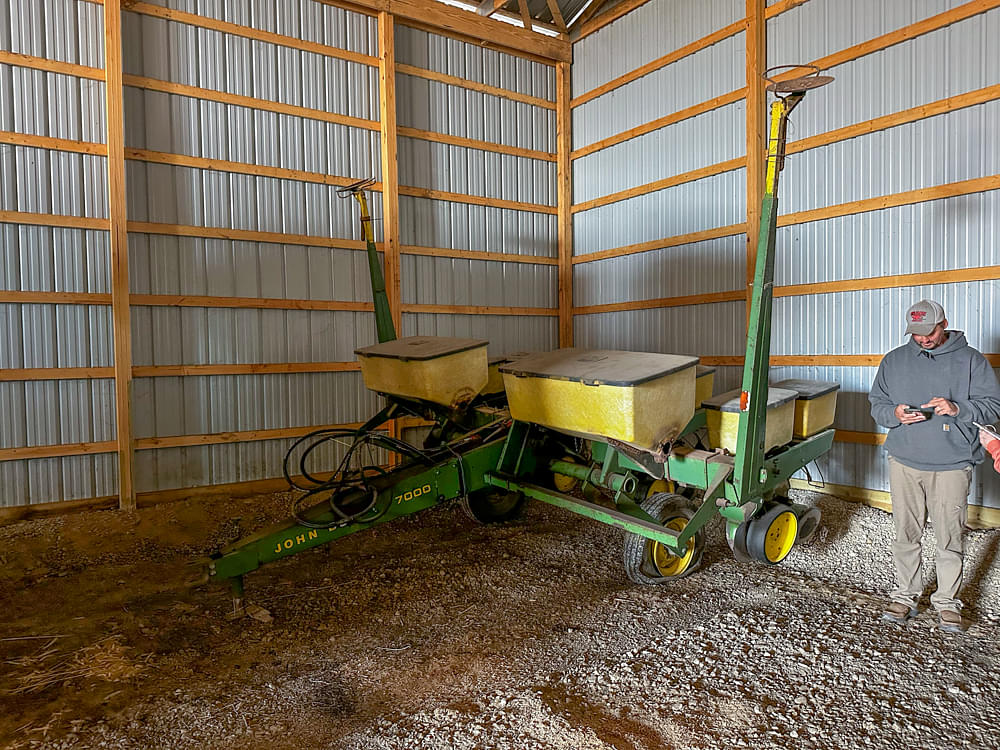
(207, 69, 837, 616)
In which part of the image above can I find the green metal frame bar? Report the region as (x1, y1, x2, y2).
(732, 93, 804, 504)
(208, 436, 508, 582)
(341, 181, 396, 344)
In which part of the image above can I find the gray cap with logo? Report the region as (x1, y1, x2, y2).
(905, 299, 946, 336)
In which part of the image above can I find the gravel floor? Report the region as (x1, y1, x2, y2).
(3, 490, 1000, 750)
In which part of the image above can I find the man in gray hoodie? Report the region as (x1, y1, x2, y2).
(869, 299, 1000, 633)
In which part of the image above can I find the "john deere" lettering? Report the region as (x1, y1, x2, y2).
(273, 529, 320, 554)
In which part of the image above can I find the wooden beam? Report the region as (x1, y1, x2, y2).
(774, 265, 1000, 300)
(0, 290, 111, 306)
(401, 303, 556, 316)
(476, 0, 505, 17)
(126, 219, 371, 250)
(400, 245, 558, 265)
(571, 89, 745, 160)
(0, 130, 107, 156)
(0, 211, 106, 231)
(572, 20, 745, 109)
(571, 82, 1000, 213)
(378, 11, 403, 337)
(0, 49, 104, 80)
(777, 175, 1000, 229)
(572, 158, 744, 213)
(398, 126, 556, 162)
(572, 0, 1000, 162)
(773, 0, 1000, 91)
(571, 265, 1000, 317)
(123, 73, 379, 132)
(572, 223, 747, 265)
(556, 61, 573, 347)
(746, 0, 766, 319)
(546, 0, 567, 32)
(103, 0, 135, 512)
(573, 289, 745, 316)
(396, 63, 556, 111)
(125, 1, 378, 67)
(131, 363, 361, 378)
(317, 0, 571, 64)
(131, 294, 374, 311)
(397, 186, 558, 214)
(0, 368, 114, 382)
(575, 0, 808, 44)
(574, 0, 650, 40)
(515, 0, 534, 29)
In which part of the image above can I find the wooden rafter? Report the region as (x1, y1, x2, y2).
(546, 0, 567, 32)
(515, 0, 534, 28)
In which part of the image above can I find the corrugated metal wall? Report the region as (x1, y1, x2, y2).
(766, 0, 1000, 506)
(572, 0, 1000, 505)
(121, 0, 382, 493)
(0, 0, 558, 507)
(394, 26, 558, 355)
(571, 0, 747, 418)
(0, 0, 116, 505)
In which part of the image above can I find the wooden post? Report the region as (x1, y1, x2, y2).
(378, 11, 403, 457)
(556, 61, 573, 348)
(745, 0, 767, 323)
(378, 11, 401, 335)
(104, 0, 136, 511)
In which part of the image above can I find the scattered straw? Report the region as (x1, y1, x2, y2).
(7, 635, 148, 695)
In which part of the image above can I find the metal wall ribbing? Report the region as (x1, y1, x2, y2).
(395, 26, 558, 356)
(572, 0, 746, 411)
(573, 0, 1000, 506)
(0, 0, 115, 505)
(122, 1, 382, 492)
(0, 1, 560, 507)
(767, 0, 1000, 505)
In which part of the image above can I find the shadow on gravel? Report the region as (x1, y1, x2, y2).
(961, 529, 1000, 613)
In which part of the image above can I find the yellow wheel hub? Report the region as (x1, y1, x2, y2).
(646, 479, 676, 497)
(762, 510, 798, 563)
(650, 517, 695, 577)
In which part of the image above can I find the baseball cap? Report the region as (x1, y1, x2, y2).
(904, 299, 946, 336)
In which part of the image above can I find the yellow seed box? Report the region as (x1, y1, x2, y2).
(703, 387, 798, 454)
(355, 336, 488, 408)
(500, 348, 699, 452)
(771, 378, 840, 438)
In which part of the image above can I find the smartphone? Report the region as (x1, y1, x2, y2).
(903, 407, 926, 415)
(974, 421, 1000, 441)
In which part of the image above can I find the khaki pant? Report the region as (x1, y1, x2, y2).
(888, 457, 972, 612)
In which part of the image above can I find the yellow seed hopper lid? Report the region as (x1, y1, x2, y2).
(704, 387, 798, 413)
(499, 348, 698, 385)
(355, 336, 487, 360)
(771, 378, 840, 400)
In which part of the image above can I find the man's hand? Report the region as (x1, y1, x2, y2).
(980, 427, 999, 449)
(922, 397, 958, 417)
(895, 405, 927, 424)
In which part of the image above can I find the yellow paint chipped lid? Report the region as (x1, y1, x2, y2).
(499, 348, 698, 387)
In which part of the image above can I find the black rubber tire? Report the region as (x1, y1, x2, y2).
(746, 502, 799, 565)
(460, 490, 525, 524)
(623, 492, 705, 585)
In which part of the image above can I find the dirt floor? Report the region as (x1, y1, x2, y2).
(2, 488, 1000, 749)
